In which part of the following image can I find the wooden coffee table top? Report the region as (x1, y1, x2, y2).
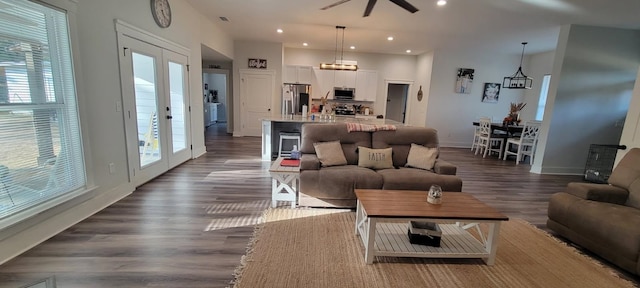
(355, 189, 509, 221)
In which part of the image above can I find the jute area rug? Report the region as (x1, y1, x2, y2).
(231, 208, 636, 288)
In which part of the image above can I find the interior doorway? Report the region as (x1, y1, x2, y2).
(385, 83, 410, 123)
(202, 69, 229, 131)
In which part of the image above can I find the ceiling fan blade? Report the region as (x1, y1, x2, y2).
(320, 0, 351, 10)
(363, 0, 377, 17)
(388, 0, 419, 13)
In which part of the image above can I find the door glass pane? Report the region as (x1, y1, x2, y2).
(132, 52, 161, 167)
(168, 61, 186, 152)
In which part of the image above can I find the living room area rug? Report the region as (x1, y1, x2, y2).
(231, 208, 635, 288)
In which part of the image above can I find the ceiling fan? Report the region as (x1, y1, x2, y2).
(321, 0, 419, 17)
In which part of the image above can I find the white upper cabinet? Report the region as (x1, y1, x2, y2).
(312, 68, 377, 101)
(313, 68, 335, 99)
(284, 65, 312, 84)
(355, 70, 378, 102)
(334, 70, 357, 88)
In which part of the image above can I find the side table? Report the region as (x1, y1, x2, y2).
(269, 157, 300, 208)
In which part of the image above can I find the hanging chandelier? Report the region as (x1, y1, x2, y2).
(503, 42, 533, 89)
(320, 26, 358, 71)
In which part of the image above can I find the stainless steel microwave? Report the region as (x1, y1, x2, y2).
(334, 87, 355, 100)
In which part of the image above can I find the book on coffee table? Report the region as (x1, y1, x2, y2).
(280, 159, 300, 167)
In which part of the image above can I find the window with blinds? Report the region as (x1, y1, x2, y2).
(0, 0, 85, 219)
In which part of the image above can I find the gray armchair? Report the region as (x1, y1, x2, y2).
(547, 148, 640, 275)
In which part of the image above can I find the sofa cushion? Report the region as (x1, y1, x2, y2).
(406, 143, 438, 171)
(608, 148, 640, 208)
(357, 147, 393, 170)
(377, 167, 463, 192)
(313, 141, 347, 167)
(548, 192, 640, 265)
(301, 123, 371, 165)
(372, 126, 439, 167)
(299, 165, 384, 200)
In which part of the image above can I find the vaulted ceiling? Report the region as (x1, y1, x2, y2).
(188, 0, 640, 59)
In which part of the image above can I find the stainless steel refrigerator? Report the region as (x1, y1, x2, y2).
(282, 84, 310, 115)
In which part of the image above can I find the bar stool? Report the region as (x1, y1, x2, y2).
(278, 131, 301, 158)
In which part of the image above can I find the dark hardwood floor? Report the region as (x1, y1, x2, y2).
(0, 124, 636, 287)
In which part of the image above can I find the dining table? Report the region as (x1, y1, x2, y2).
(472, 122, 524, 137)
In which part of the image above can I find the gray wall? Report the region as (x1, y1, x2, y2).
(535, 25, 640, 174)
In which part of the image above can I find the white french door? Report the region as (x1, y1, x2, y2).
(163, 50, 191, 168)
(118, 34, 191, 186)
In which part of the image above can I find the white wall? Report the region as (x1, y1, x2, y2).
(232, 40, 283, 136)
(521, 51, 556, 121)
(408, 51, 434, 127)
(284, 48, 418, 115)
(535, 25, 640, 174)
(426, 47, 527, 147)
(210, 74, 227, 105)
(0, 0, 234, 264)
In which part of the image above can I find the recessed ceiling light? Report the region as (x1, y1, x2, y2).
(387, 36, 394, 41)
(276, 28, 283, 33)
(350, 46, 356, 50)
(406, 49, 412, 53)
(437, 0, 447, 6)
(303, 42, 308, 46)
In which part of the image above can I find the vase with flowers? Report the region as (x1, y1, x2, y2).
(504, 102, 526, 126)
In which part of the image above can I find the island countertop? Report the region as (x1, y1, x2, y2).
(261, 115, 405, 160)
(262, 115, 404, 126)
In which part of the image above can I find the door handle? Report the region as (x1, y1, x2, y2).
(166, 115, 173, 119)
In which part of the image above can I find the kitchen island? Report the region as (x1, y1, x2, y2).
(261, 115, 403, 160)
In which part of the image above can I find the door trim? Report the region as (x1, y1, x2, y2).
(115, 20, 189, 56)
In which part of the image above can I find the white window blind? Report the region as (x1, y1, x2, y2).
(0, 0, 85, 219)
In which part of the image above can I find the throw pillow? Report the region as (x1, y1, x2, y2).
(313, 141, 348, 167)
(406, 143, 438, 171)
(358, 146, 393, 170)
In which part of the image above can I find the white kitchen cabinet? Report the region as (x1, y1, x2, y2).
(204, 103, 211, 127)
(334, 70, 356, 88)
(313, 68, 336, 99)
(209, 102, 220, 123)
(284, 65, 312, 84)
(355, 70, 378, 102)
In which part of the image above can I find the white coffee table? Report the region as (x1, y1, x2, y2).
(355, 189, 509, 264)
(269, 157, 300, 208)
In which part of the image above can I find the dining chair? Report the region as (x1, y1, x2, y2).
(471, 116, 490, 151)
(503, 120, 542, 164)
(475, 117, 506, 158)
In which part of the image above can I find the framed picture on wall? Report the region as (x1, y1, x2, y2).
(482, 83, 500, 103)
(248, 58, 267, 69)
(455, 68, 474, 94)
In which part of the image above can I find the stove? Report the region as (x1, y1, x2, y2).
(334, 106, 355, 115)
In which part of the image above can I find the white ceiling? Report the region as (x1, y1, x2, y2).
(187, 0, 640, 61)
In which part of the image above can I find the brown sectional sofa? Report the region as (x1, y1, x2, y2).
(299, 123, 463, 207)
(547, 147, 640, 275)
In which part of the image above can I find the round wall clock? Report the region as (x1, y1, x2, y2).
(151, 0, 172, 28)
